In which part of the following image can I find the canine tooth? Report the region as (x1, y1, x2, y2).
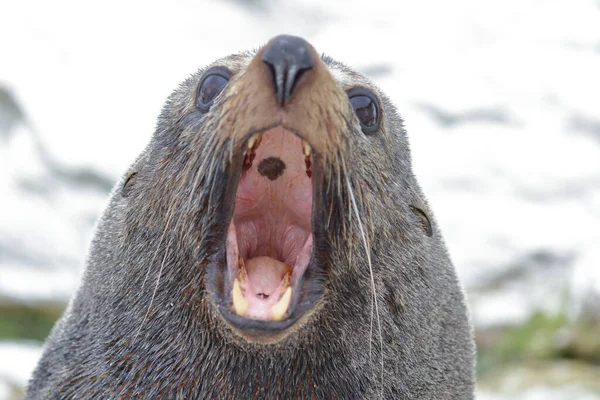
(302, 140, 312, 157)
(238, 256, 247, 283)
(247, 134, 257, 149)
(248, 133, 261, 150)
(232, 278, 249, 316)
(271, 286, 292, 321)
(282, 271, 291, 288)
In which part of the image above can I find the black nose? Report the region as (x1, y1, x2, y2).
(262, 35, 314, 106)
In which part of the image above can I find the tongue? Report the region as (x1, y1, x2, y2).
(245, 256, 292, 297)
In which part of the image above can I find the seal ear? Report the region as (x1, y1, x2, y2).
(409, 205, 433, 237)
(121, 171, 137, 198)
(121, 151, 150, 198)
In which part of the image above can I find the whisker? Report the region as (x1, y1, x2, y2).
(141, 179, 184, 291)
(133, 236, 172, 344)
(345, 174, 384, 396)
(137, 128, 219, 344)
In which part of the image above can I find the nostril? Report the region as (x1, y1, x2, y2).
(262, 35, 314, 105)
(263, 62, 281, 105)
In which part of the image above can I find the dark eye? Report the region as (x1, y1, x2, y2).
(348, 88, 380, 135)
(196, 68, 230, 112)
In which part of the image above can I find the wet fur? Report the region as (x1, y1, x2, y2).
(26, 51, 476, 399)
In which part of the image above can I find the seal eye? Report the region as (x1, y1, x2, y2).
(196, 68, 230, 112)
(348, 88, 380, 135)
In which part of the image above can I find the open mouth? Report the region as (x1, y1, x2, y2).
(209, 126, 324, 337)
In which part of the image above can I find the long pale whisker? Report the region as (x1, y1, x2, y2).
(345, 174, 384, 396)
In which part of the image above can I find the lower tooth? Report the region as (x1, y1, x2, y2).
(232, 278, 249, 316)
(282, 271, 291, 288)
(271, 286, 292, 321)
(238, 256, 247, 283)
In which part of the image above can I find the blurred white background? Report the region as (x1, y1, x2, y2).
(1, 0, 599, 398)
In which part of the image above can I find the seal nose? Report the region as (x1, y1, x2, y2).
(262, 35, 314, 106)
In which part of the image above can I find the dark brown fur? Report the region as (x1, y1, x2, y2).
(26, 38, 475, 399)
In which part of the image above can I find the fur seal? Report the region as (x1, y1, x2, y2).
(27, 35, 475, 399)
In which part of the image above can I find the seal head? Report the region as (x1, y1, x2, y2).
(27, 35, 476, 399)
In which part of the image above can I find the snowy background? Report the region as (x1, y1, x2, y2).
(1, 0, 599, 398)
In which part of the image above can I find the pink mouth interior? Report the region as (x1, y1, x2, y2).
(226, 127, 313, 320)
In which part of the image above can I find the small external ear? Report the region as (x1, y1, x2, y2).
(409, 205, 433, 237)
(121, 151, 150, 198)
(121, 171, 137, 198)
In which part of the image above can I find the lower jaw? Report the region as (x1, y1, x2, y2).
(226, 222, 313, 322)
(215, 291, 325, 344)
(206, 246, 328, 342)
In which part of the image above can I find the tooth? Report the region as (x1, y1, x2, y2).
(302, 140, 311, 157)
(271, 286, 292, 321)
(238, 256, 247, 283)
(282, 271, 291, 288)
(248, 133, 262, 150)
(232, 278, 249, 316)
(247, 134, 258, 149)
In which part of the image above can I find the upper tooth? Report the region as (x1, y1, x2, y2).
(302, 140, 311, 157)
(232, 278, 249, 316)
(271, 286, 292, 321)
(248, 133, 261, 150)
